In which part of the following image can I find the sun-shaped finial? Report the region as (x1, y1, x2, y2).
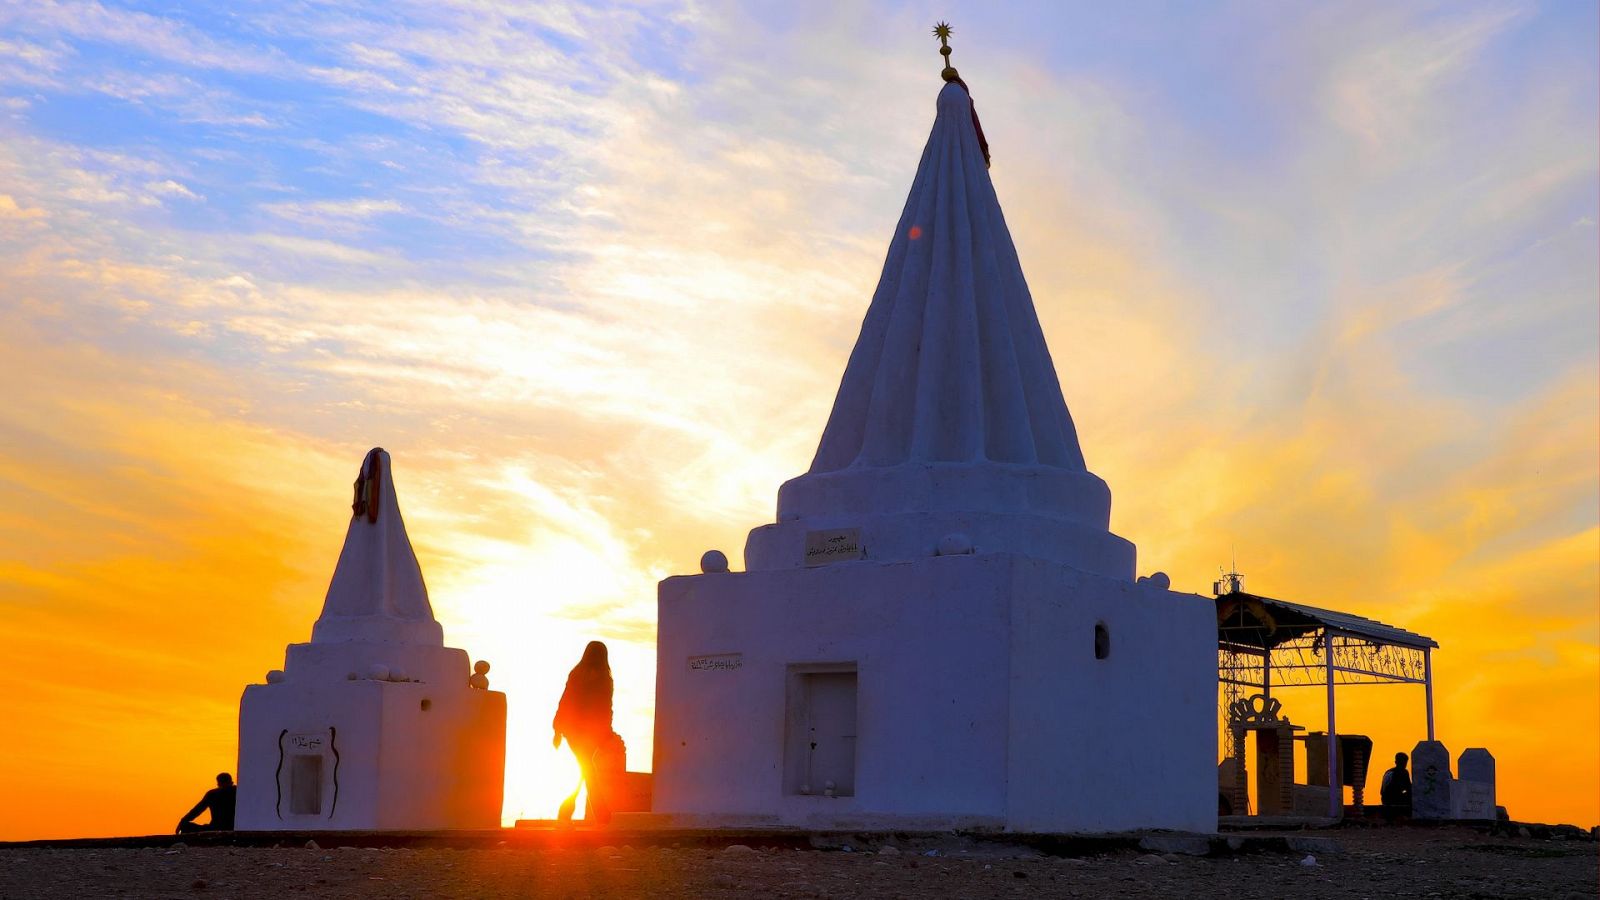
(932, 21, 959, 81)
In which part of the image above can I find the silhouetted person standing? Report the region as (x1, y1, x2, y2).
(553, 641, 618, 824)
(177, 773, 236, 833)
(1380, 751, 1412, 821)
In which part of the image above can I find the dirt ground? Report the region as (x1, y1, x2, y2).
(0, 825, 1593, 899)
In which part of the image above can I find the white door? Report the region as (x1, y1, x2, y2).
(804, 672, 857, 797)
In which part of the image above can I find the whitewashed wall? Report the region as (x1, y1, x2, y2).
(237, 644, 505, 831)
(1006, 559, 1216, 832)
(654, 552, 1215, 832)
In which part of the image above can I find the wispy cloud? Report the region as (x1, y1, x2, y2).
(1326, 5, 1526, 151)
(247, 233, 395, 266)
(262, 197, 404, 230)
(144, 178, 202, 201)
(0, 193, 47, 220)
(0, 0, 286, 74)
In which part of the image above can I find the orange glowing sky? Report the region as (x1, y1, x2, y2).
(0, 3, 1596, 839)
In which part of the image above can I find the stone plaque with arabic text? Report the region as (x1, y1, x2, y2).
(688, 653, 744, 672)
(804, 528, 863, 566)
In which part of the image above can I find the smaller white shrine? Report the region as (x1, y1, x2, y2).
(236, 448, 505, 830)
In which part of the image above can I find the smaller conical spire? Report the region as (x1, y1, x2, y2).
(311, 448, 443, 645)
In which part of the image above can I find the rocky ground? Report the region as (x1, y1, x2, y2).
(0, 825, 1593, 899)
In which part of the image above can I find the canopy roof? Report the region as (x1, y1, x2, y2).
(1216, 591, 1438, 652)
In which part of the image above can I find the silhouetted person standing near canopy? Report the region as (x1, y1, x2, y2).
(1381, 751, 1412, 821)
(177, 773, 235, 833)
(553, 640, 623, 824)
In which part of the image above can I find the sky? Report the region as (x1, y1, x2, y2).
(0, 0, 1594, 839)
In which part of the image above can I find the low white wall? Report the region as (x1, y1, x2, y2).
(654, 552, 1217, 833)
(238, 681, 382, 830)
(1006, 558, 1216, 832)
(237, 676, 505, 830)
(655, 555, 1014, 826)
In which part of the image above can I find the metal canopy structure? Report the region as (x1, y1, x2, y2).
(1218, 593, 1438, 652)
(1215, 580, 1440, 818)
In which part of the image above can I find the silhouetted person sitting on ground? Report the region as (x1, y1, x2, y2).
(177, 773, 236, 833)
(1380, 752, 1411, 821)
(553, 640, 623, 825)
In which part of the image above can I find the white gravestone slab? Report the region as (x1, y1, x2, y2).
(1411, 740, 1453, 819)
(1457, 747, 1495, 785)
(804, 529, 863, 566)
(1456, 748, 1496, 819)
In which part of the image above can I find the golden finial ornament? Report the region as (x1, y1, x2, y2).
(933, 21, 959, 82)
(932, 20, 990, 167)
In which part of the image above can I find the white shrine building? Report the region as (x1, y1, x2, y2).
(236, 449, 505, 830)
(653, 60, 1216, 833)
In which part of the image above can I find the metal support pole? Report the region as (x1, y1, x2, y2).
(1326, 630, 1339, 819)
(1424, 647, 1435, 742)
(1262, 650, 1272, 700)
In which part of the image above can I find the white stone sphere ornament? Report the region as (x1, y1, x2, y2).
(388, 667, 408, 682)
(700, 549, 730, 573)
(265, 670, 285, 684)
(1137, 571, 1171, 590)
(936, 533, 974, 556)
(469, 660, 491, 689)
(367, 663, 390, 681)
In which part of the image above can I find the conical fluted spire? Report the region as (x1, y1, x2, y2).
(745, 80, 1134, 578)
(808, 83, 1087, 474)
(311, 448, 444, 645)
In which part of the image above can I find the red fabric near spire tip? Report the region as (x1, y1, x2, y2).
(949, 76, 991, 168)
